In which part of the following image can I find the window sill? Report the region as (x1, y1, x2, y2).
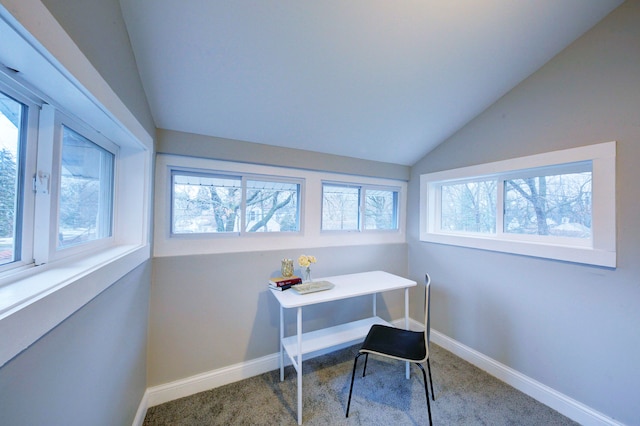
(421, 232, 615, 268)
(0, 244, 150, 368)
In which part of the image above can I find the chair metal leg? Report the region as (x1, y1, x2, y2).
(362, 353, 369, 377)
(427, 358, 435, 400)
(346, 353, 364, 418)
(416, 363, 433, 426)
(348, 356, 433, 425)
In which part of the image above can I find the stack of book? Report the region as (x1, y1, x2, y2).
(268, 275, 302, 291)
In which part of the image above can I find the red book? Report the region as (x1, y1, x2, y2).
(269, 276, 302, 286)
(268, 283, 293, 291)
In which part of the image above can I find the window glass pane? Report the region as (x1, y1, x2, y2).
(58, 126, 114, 248)
(322, 184, 360, 231)
(505, 170, 592, 238)
(0, 91, 24, 265)
(364, 189, 398, 230)
(440, 180, 496, 233)
(245, 180, 299, 232)
(172, 173, 242, 234)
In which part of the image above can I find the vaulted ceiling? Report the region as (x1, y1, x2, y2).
(120, 0, 622, 166)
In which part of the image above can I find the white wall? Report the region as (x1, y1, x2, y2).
(407, 2, 639, 424)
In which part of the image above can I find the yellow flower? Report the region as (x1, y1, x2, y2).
(298, 254, 316, 267)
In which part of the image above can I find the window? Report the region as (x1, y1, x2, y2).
(155, 154, 407, 257)
(503, 164, 592, 239)
(0, 80, 37, 273)
(322, 184, 360, 231)
(364, 188, 399, 231)
(171, 171, 301, 235)
(245, 179, 300, 232)
(0, 90, 26, 266)
(440, 180, 496, 234)
(322, 183, 399, 232)
(58, 126, 114, 248)
(0, 78, 130, 272)
(438, 162, 592, 240)
(420, 142, 616, 267)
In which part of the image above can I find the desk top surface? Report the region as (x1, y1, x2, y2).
(270, 270, 416, 308)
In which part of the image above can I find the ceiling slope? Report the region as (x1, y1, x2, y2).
(120, 0, 622, 165)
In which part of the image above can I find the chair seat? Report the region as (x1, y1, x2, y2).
(360, 324, 427, 362)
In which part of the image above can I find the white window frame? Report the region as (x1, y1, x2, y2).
(154, 154, 407, 257)
(0, 76, 39, 274)
(420, 142, 616, 267)
(34, 106, 118, 265)
(320, 181, 401, 233)
(169, 169, 303, 237)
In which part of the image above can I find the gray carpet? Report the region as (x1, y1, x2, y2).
(143, 343, 578, 425)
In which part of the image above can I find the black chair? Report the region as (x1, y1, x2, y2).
(346, 273, 434, 424)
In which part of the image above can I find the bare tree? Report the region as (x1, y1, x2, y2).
(247, 191, 293, 232)
(507, 177, 549, 235)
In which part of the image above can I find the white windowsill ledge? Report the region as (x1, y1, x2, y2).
(0, 244, 150, 368)
(421, 233, 616, 268)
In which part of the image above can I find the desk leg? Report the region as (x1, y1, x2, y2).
(372, 293, 377, 317)
(297, 306, 303, 425)
(405, 287, 410, 379)
(279, 305, 284, 382)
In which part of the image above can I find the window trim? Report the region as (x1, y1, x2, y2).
(154, 154, 407, 257)
(420, 142, 616, 267)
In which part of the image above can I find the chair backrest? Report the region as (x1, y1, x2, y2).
(424, 273, 432, 346)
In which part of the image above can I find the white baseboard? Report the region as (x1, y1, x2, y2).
(132, 390, 149, 426)
(145, 352, 280, 408)
(132, 321, 622, 426)
(429, 327, 623, 426)
(135, 338, 361, 423)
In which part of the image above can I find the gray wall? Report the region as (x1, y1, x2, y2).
(0, 262, 151, 426)
(157, 128, 410, 181)
(149, 244, 408, 386)
(149, 124, 412, 386)
(40, 0, 156, 137)
(407, 2, 639, 424)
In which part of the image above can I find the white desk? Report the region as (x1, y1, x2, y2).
(270, 270, 416, 424)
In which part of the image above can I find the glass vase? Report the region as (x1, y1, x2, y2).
(304, 267, 312, 283)
(281, 259, 294, 277)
